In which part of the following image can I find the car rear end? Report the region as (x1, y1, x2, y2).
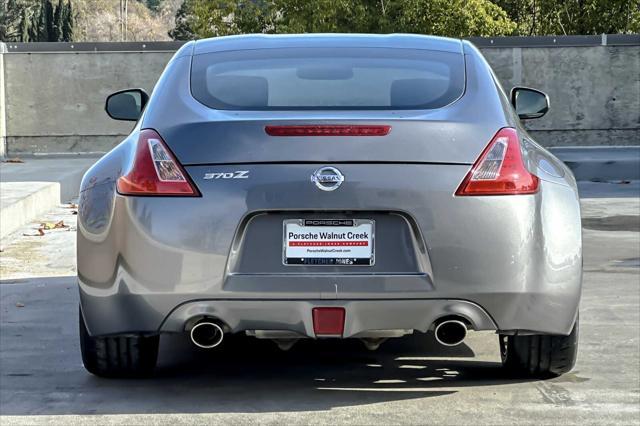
(78, 35, 581, 377)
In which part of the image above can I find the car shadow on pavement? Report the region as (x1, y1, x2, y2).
(0, 277, 537, 416)
(91, 331, 529, 415)
(62, 333, 533, 416)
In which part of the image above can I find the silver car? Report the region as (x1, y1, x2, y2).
(78, 34, 581, 378)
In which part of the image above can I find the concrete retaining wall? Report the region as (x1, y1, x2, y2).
(480, 43, 639, 147)
(0, 43, 6, 158)
(1, 36, 638, 156)
(2, 47, 176, 155)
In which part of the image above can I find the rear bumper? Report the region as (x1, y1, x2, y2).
(79, 279, 579, 337)
(158, 299, 497, 337)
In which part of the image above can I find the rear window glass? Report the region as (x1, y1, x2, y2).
(190, 47, 465, 110)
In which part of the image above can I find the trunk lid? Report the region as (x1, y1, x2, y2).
(160, 114, 502, 166)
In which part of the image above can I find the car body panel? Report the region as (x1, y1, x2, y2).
(79, 167, 581, 337)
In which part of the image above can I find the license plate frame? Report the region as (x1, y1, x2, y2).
(283, 219, 375, 266)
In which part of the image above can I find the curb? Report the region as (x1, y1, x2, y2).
(0, 182, 60, 239)
(550, 146, 640, 181)
(0, 158, 95, 240)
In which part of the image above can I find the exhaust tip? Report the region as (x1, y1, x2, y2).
(434, 319, 467, 347)
(190, 321, 224, 349)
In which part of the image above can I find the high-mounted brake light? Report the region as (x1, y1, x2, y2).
(455, 127, 539, 196)
(117, 129, 199, 196)
(265, 125, 391, 137)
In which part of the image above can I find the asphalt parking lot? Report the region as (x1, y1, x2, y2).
(0, 184, 638, 425)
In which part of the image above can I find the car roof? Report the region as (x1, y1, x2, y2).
(193, 33, 463, 56)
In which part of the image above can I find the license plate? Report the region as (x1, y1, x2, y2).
(283, 219, 375, 266)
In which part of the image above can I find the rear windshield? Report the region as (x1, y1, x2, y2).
(190, 47, 465, 110)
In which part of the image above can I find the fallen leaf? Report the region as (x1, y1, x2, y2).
(3, 158, 24, 163)
(15, 303, 24, 308)
(66, 203, 78, 209)
(40, 221, 68, 230)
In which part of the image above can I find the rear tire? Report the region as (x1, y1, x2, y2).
(79, 308, 159, 378)
(500, 315, 579, 378)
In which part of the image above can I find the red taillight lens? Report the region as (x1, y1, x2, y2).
(117, 129, 199, 196)
(455, 127, 539, 196)
(265, 125, 391, 137)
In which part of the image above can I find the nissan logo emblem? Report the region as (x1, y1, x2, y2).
(311, 166, 344, 191)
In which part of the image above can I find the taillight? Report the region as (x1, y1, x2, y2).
(265, 125, 391, 136)
(117, 129, 199, 196)
(455, 127, 539, 196)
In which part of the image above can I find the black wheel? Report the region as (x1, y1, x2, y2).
(79, 308, 159, 378)
(500, 315, 579, 378)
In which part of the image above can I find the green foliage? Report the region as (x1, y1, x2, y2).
(144, 0, 164, 12)
(29, 2, 46, 41)
(494, 0, 640, 35)
(169, 0, 518, 40)
(44, 0, 55, 40)
(62, 0, 73, 41)
(169, 0, 199, 40)
(0, 0, 74, 42)
(1, 0, 22, 41)
(53, 0, 64, 41)
(376, 0, 516, 37)
(19, 6, 31, 41)
(268, 0, 372, 33)
(2, 0, 639, 43)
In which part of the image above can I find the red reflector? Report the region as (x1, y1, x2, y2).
(117, 129, 199, 196)
(265, 125, 391, 137)
(312, 307, 345, 336)
(455, 127, 539, 196)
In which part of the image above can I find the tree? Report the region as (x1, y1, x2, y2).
(268, 0, 372, 33)
(366, 0, 517, 36)
(169, 0, 517, 39)
(494, 0, 640, 35)
(168, 0, 254, 39)
(19, 5, 31, 41)
(145, 0, 163, 12)
(44, 0, 55, 40)
(169, 0, 198, 39)
(28, 1, 46, 41)
(0, 0, 22, 41)
(69, 0, 172, 41)
(52, 0, 64, 40)
(62, 0, 73, 41)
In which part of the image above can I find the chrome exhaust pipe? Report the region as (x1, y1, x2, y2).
(190, 321, 224, 349)
(434, 319, 467, 347)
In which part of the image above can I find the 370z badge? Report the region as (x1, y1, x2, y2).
(204, 170, 249, 180)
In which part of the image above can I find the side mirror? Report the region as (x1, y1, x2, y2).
(510, 87, 549, 120)
(105, 88, 149, 121)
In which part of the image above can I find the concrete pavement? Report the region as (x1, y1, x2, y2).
(0, 183, 638, 424)
(0, 203, 77, 278)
